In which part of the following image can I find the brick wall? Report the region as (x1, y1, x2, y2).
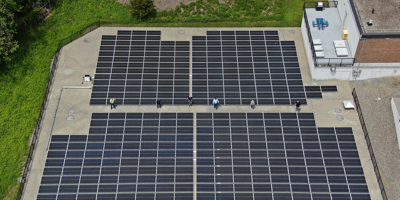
(355, 38, 400, 63)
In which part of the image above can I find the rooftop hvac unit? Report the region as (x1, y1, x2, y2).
(316, 2, 324, 11)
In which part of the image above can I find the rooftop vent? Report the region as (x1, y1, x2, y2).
(316, 2, 324, 11)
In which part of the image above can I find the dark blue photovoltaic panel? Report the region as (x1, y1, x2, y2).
(91, 31, 189, 105)
(38, 113, 193, 199)
(196, 112, 370, 200)
(38, 111, 369, 200)
(192, 31, 337, 105)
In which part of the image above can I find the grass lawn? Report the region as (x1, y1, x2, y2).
(0, 0, 304, 199)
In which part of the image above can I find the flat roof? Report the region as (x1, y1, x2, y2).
(351, 0, 400, 33)
(22, 27, 382, 200)
(305, 8, 354, 65)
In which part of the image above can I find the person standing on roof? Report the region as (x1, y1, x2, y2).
(110, 98, 116, 110)
(157, 99, 162, 109)
(188, 96, 193, 107)
(295, 101, 301, 112)
(250, 100, 255, 110)
(213, 98, 219, 110)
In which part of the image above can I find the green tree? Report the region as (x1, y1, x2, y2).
(0, 0, 23, 62)
(128, 0, 155, 19)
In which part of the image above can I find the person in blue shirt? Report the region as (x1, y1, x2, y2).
(213, 98, 219, 110)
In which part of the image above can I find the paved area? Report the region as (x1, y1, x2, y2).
(22, 27, 382, 200)
(351, 0, 400, 33)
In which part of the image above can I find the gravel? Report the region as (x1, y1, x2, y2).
(350, 76, 400, 200)
(351, 0, 400, 33)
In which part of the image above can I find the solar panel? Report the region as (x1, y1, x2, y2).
(38, 113, 194, 200)
(39, 112, 369, 200)
(92, 30, 337, 106)
(192, 31, 337, 105)
(91, 31, 190, 105)
(196, 112, 370, 200)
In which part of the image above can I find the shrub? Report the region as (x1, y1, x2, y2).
(128, 0, 155, 19)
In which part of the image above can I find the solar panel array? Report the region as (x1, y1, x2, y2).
(90, 30, 338, 106)
(196, 113, 370, 200)
(38, 112, 370, 200)
(192, 31, 330, 105)
(91, 31, 190, 105)
(38, 113, 194, 200)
